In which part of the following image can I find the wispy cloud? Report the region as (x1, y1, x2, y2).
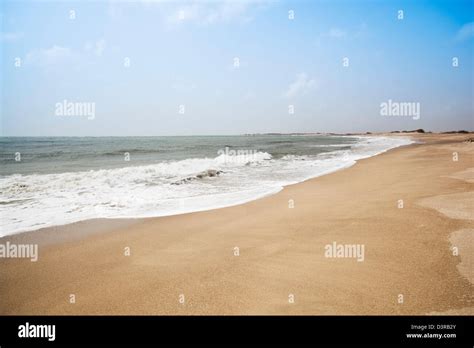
(0, 31, 23, 42)
(284, 73, 316, 98)
(324, 28, 347, 39)
(25, 39, 107, 67)
(319, 23, 368, 42)
(165, 0, 269, 26)
(25, 45, 72, 66)
(456, 22, 474, 41)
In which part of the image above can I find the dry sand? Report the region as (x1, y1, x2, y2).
(0, 133, 472, 315)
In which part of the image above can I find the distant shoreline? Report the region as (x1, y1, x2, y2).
(2, 130, 473, 138)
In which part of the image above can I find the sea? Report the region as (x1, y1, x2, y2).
(0, 135, 413, 236)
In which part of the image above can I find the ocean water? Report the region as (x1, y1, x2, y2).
(0, 135, 413, 236)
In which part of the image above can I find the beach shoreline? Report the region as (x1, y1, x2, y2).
(1, 133, 472, 315)
(0, 133, 415, 243)
(0, 133, 413, 237)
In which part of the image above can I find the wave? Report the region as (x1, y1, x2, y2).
(307, 144, 351, 148)
(0, 136, 413, 236)
(102, 149, 164, 156)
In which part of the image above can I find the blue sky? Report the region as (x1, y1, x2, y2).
(1, 0, 473, 136)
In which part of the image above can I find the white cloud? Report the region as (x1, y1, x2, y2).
(106, 0, 271, 27)
(284, 73, 316, 98)
(25, 45, 72, 66)
(323, 28, 347, 39)
(320, 24, 369, 41)
(0, 32, 23, 42)
(25, 38, 107, 68)
(166, 0, 268, 26)
(456, 22, 474, 41)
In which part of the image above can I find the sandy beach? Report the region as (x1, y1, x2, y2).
(0, 133, 472, 315)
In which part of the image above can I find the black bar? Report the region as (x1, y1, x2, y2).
(0, 316, 472, 346)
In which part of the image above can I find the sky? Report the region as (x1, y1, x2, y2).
(1, 0, 473, 136)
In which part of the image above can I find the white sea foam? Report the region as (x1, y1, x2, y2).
(0, 136, 413, 236)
